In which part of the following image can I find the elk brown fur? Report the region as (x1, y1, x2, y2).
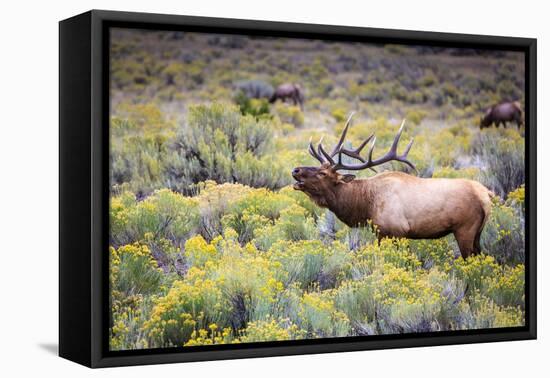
(480, 101, 523, 129)
(293, 114, 494, 258)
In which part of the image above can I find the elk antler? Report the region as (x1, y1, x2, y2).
(308, 112, 355, 165)
(308, 114, 416, 172)
(308, 112, 356, 165)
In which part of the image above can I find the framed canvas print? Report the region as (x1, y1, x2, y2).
(59, 10, 536, 368)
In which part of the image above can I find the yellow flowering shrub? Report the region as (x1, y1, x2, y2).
(278, 185, 323, 219)
(143, 278, 226, 347)
(110, 295, 153, 351)
(371, 265, 441, 306)
(184, 235, 220, 268)
(507, 185, 525, 212)
(239, 318, 307, 342)
(453, 254, 501, 294)
(466, 295, 524, 329)
(409, 237, 455, 270)
(184, 325, 236, 346)
(221, 188, 296, 242)
(144, 233, 290, 346)
(194, 180, 252, 239)
(110, 189, 200, 246)
(110, 244, 163, 296)
(300, 291, 350, 337)
(213, 251, 285, 325)
(107, 32, 527, 350)
(350, 238, 422, 279)
(110, 191, 137, 244)
(336, 267, 469, 334)
(254, 204, 317, 250)
(486, 264, 525, 308)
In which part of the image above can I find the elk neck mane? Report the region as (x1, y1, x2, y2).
(316, 176, 377, 227)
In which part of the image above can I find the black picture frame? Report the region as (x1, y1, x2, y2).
(59, 9, 537, 368)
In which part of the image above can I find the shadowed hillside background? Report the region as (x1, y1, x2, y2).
(108, 28, 526, 350)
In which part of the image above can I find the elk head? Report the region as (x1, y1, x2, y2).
(479, 108, 492, 129)
(292, 113, 416, 206)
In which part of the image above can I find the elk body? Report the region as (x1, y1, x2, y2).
(292, 114, 494, 258)
(480, 101, 523, 129)
(270, 83, 304, 109)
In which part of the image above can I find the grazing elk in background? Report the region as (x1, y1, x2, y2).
(292, 114, 494, 258)
(480, 101, 523, 129)
(270, 83, 305, 109)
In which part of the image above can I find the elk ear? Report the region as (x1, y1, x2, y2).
(340, 174, 356, 183)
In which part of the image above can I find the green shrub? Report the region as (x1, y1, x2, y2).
(110, 294, 154, 350)
(194, 180, 253, 240)
(405, 109, 428, 125)
(481, 200, 525, 265)
(144, 277, 226, 347)
(331, 108, 347, 122)
(254, 204, 318, 250)
(167, 103, 289, 191)
(473, 129, 525, 198)
(409, 237, 456, 269)
(268, 240, 349, 289)
(110, 189, 200, 246)
(274, 104, 304, 127)
(110, 244, 164, 296)
(452, 254, 501, 295)
(108, 32, 527, 347)
(234, 91, 272, 119)
(110, 103, 176, 196)
(487, 264, 525, 308)
(465, 296, 524, 329)
(299, 291, 350, 337)
(221, 188, 296, 243)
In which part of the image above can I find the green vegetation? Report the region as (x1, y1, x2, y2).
(109, 29, 526, 350)
(110, 185, 525, 349)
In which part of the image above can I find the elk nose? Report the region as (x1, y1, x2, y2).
(292, 168, 300, 175)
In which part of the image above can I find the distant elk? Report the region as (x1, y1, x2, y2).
(480, 101, 523, 129)
(292, 114, 494, 258)
(270, 83, 305, 109)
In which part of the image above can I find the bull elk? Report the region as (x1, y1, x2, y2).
(292, 114, 494, 258)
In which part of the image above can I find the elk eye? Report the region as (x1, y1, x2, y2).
(317, 171, 327, 177)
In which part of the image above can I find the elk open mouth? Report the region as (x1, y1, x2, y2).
(292, 172, 305, 190)
(293, 180, 304, 190)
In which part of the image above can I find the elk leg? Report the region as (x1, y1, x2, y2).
(453, 227, 477, 259)
(516, 115, 523, 129)
(473, 230, 482, 255)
